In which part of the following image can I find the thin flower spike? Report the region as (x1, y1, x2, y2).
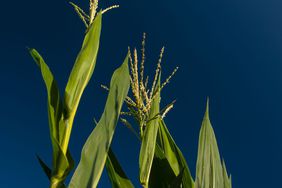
(140, 33, 146, 83)
(102, 5, 119, 14)
(101, 84, 109, 91)
(90, 0, 98, 23)
(72, 0, 118, 27)
(161, 66, 179, 90)
(120, 118, 140, 140)
(70, 2, 89, 28)
(160, 99, 176, 119)
(133, 48, 140, 105)
(149, 47, 164, 100)
(121, 34, 178, 137)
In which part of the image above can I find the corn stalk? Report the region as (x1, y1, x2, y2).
(30, 1, 122, 187)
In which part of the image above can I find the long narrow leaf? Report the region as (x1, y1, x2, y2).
(195, 100, 230, 188)
(64, 12, 102, 114)
(62, 12, 102, 153)
(29, 49, 62, 147)
(106, 148, 134, 188)
(139, 75, 161, 187)
(30, 49, 72, 186)
(69, 54, 130, 188)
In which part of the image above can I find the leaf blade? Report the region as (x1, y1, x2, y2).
(195, 100, 231, 188)
(30, 49, 72, 186)
(29, 49, 62, 145)
(69, 54, 130, 188)
(62, 12, 102, 154)
(139, 75, 161, 187)
(64, 12, 102, 114)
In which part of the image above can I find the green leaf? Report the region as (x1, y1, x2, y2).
(29, 48, 62, 148)
(69, 54, 130, 188)
(139, 75, 161, 187)
(30, 49, 74, 187)
(149, 119, 194, 188)
(106, 148, 134, 188)
(195, 99, 231, 188)
(62, 12, 102, 153)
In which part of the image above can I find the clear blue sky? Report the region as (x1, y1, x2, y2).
(0, 0, 281, 187)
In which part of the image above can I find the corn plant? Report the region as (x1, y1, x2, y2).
(105, 35, 232, 188)
(30, 1, 232, 188)
(30, 1, 129, 188)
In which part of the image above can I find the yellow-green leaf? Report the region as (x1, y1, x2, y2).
(30, 49, 74, 187)
(139, 75, 161, 187)
(195, 100, 231, 188)
(29, 49, 62, 146)
(69, 54, 130, 188)
(62, 12, 102, 154)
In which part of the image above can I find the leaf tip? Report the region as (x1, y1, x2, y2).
(204, 97, 210, 119)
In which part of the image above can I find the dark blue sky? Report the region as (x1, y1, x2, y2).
(0, 0, 281, 187)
